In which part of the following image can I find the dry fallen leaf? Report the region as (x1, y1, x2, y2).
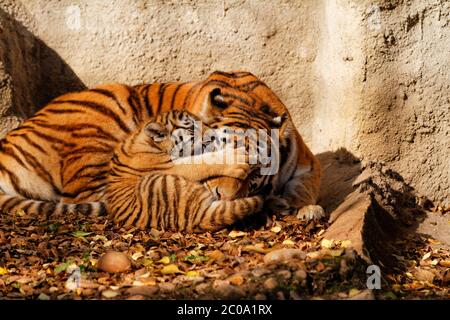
(270, 226, 281, 234)
(427, 238, 441, 245)
(242, 245, 267, 254)
(438, 260, 450, 267)
(93, 235, 108, 242)
(421, 252, 431, 261)
(37, 293, 50, 300)
(228, 230, 247, 238)
(329, 249, 344, 257)
(158, 256, 171, 265)
(207, 250, 225, 262)
(161, 264, 182, 275)
(282, 239, 295, 246)
(16, 209, 26, 217)
(102, 290, 120, 298)
(186, 271, 200, 278)
(348, 288, 361, 298)
(141, 277, 157, 286)
(131, 252, 144, 261)
(103, 240, 112, 247)
(321, 239, 334, 249)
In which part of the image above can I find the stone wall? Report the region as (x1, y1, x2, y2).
(0, 0, 448, 205)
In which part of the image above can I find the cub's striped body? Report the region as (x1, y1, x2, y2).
(106, 111, 263, 232)
(0, 71, 321, 221)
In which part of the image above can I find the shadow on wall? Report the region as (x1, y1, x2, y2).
(0, 9, 85, 119)
(316, 148, 362, 213)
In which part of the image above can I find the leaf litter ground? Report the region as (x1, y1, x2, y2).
(0, 208, 448, 300)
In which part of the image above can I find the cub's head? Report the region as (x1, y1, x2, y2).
(116, 111, 202, 169)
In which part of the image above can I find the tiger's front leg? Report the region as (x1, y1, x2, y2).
(170, 146, 250, 182)
(266, 161, 324, 221)
(164, 162, 250, 182)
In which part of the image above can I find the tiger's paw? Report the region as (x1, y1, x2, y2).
(225, 163, 250, 180)
(296, 205, 325, 222)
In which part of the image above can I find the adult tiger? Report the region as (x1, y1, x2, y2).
(0, 71, 322, 220)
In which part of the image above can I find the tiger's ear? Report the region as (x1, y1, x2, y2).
(210, 88, 229, 109)
(144, 122, 169, 142)
(270, 112, 288, 128)
(271, 113, 292, 138)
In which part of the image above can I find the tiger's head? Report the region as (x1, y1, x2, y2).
(186, 71, 294, 201)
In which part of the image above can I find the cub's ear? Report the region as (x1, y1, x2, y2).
(210, 88, 229, 109)
(145, 122, 169, 142)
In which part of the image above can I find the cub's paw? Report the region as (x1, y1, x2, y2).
(296, 205, 325, 221)
(225, 163, 250, 180)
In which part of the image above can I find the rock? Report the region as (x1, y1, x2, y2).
(413, 268, 435, 283)
(263, 249, 306, 263)
(251, 268, 271, 277)
(323, 182, 410, 270)
(97, 251, 131, 273)
(255, 293, 267, 300)
(159, 282, 176, 293)
(126, 285, 158, 297)
(195, 283, 209, 294)
(289, 290, 302, 300)
(213, 279, 230, 289)
(213, 280, 245, 298)
(339, 259, 349, 276)
(263, 278, 277, 290)
(442, 270, 450, 285)
(228, 274, 244, 286)
(101, 290, 120, 299)
(294, 269, 307, 281)
(277, 270, 292, 279)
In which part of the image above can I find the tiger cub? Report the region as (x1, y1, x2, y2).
(105, 110, 264, 232)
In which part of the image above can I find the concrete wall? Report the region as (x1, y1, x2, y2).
(0, 0, 448, 205)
